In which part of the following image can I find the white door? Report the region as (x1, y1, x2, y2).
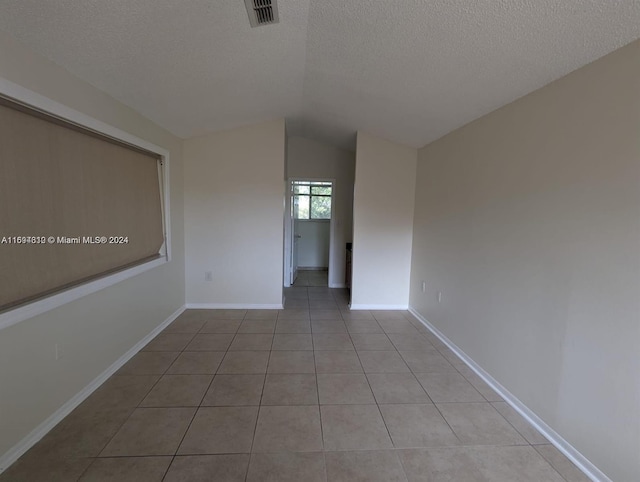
(290, 183, 300, 285)
(292, 220, 300, 284)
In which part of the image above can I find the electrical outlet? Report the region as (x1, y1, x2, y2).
(437, 291, 442, 303)
(421, 281, 426, 293)
(205, 271, 213, 282)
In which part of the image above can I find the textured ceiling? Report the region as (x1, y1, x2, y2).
(0, 1, 639, 149)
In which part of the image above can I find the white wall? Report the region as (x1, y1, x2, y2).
(351, 132, 417, 309)
(184, 120, 285, 307)
(0, 31, 185, 463)
(410, 40, 640, 482)
(296, 220, 330, 268)
(287, 136, 355, 287)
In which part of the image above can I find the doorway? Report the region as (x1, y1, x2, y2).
(284, 179, 335, 287)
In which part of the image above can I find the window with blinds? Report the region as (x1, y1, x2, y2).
(0, 95, 166, 313)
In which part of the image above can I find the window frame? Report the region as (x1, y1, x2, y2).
(292, 181, 333, 220)
(0, 77, 171, 331)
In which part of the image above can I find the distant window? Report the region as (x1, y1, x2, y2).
(293, 181, 332, 220)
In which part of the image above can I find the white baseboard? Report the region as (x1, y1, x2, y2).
(349, 303, 408, 310)
(329, 283, 347, 288)
(0, 305, 186, 474)
(186, 303, 283, 310)
(408, 306, 610, 482)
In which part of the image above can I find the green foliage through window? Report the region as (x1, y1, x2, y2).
(293, 181, 332, 219)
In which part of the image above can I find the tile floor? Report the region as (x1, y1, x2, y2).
(0, 287, 590, 481)
(292, 269, 328, 287)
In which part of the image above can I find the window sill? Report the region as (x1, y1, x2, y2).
(0, 256, 167, 331)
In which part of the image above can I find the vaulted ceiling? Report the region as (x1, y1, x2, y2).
(0, 1, 639, 149)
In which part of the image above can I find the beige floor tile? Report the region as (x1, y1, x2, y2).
(437, 347, 468, 369)
(164, 454, 249, 482)
(77, 375, 160, 411)
(166, 351, 225, 375)
(247, 452, 326, 482)
(371, 311, 409, 321)
(272, 334, 313, 350)
(28, 407, 134, 459)
(261, 374, 318, 405)
(284, 299, 310, 309)
(345, 320, 384, 333)
(267, 350, 316, 373)
(437, 402, 527, 445)
(198, 320, 241, 334)
(399, 447, 480, 481)
(309, 300, 340, 310)
(142, 333, 194, 352)
(351, 333, 396, 350)
(492, 402, 549, 445)
(140, 374, 212, 407)
(238, 320, 276, 334)
(400, 446, 565, 482)
(321, 405, 393, 450)
(307, 289, 332, 299)
(228, 334, 273, 351)
(313, 333, 354, 350)
(163, 318, 207, 334)
(117, 351, 180, 375)
(317, 373, 375, 404)
(325, 450, 407, 482)
(101, 407, 195, 456)
(178, 406, 259, 454)
(185, 334, 234, 351)
(377, 320, 419, 334)
(208, 310, 246, 320)
(367, 373, 431, 404)
(416, 372, 485, 403)
(534, 445, 592, 482)
(283, 288, 309, 299)
(358, 351, 410, 373)
(244, 310, 279, 321)
(79, 456, 171, 481)
(314, 351, 363, 373)
(0, 455, 92, 482)
(387, 333, 434, 351)
(310, 309, 343, 320)
(399, 350, 456, 373)
(311, 320, 347, 333)
(202, 374, 265, 406)
(277, 309, 311, 321)
(379, 404, 458, 448)
(252, 405, 323, 452)
(457, 367, 503, 401)
(275, 319, 312, 333)
(341, 311, 376, 321)
(175, 310, 217, 323)
(218, 351, 270, 374)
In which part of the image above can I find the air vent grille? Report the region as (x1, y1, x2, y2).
(244, 0, 279, 27)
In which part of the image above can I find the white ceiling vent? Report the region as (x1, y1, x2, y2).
(244, 0, 279, 27)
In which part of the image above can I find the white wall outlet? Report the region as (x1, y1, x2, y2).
(437, 291, 442, 303)
(204, 271, 213, 282)
(421, 281, 426, 293)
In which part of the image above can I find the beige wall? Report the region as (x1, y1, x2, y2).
(410, 40, 640, 481)
(352, 132, 417, 308)
(287, 136, 355, 286)
(0, 31, 185, 460)
(184, 120, 285, 306)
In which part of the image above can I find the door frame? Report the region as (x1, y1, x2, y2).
(283, 177, 337, 287)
